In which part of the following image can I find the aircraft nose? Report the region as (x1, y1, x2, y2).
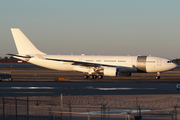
(172, 63, 178, 69)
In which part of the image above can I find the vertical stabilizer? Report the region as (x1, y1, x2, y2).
(11, 28, 46, 55)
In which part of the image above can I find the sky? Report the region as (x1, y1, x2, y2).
(0, 0, 180, 59)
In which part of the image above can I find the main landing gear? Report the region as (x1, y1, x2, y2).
(83, 75, 103, 79)
(156, 72, 160, 79)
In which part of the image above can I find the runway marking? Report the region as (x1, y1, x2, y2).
(96, 88, 156, 90)
(86, 86, 156, 90)
(0, 87, 56, 89)
(11, 87, 55, 89)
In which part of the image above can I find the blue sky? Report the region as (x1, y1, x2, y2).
(0, 0, 180, 59)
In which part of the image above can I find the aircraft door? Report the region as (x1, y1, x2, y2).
(157, 59, 161, 66)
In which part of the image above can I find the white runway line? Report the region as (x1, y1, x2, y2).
(0, 87, 56, 89)
(86, 86, 156, 90)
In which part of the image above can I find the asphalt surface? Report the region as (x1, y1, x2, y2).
(0, 69, 180, 97)
(0, 81, 179, 96)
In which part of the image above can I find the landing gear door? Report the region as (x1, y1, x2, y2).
(157, 59, 161, 66)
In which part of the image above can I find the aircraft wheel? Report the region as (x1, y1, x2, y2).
(156, 76, 160, 79)
(83, 75, 89, 79)
(93, 75, 98, 79)
(89, 75, 94, 79)
(98, 75, 103, 79)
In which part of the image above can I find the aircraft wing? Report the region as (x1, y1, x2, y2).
(45, 58, 118, 68)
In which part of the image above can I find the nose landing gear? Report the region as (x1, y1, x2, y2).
(156, 72, 160, 79)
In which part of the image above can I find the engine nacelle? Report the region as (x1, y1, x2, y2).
(103, 67, 118, 76)
(119, 72, 132, 77)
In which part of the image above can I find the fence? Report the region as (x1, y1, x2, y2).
(0, 95, 179, 120)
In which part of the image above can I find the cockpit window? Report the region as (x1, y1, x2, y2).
(167, 61, 173, 63)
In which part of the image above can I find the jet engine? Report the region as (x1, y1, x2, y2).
(103, 67, 118, 76)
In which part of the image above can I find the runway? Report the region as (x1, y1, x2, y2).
(0, 82, 179, 96)
(0, 69, 180, 96)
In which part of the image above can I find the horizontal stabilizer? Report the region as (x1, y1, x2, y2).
(5, 53, 32, 62)
(5, 53, 31, 58)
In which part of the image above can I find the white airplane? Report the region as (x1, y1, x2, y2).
(7, 28, 177, 79)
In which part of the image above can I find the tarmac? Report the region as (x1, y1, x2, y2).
(0, 81, 179, 96)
